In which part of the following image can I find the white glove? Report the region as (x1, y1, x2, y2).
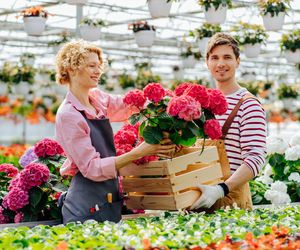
(190, 184, 225, 210)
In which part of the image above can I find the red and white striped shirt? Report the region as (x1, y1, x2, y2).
(216, 88, 267, 177)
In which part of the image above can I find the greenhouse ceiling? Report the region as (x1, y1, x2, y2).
(0, 0, 300, 83)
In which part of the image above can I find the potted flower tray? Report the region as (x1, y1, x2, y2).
(119, 139, 230, 210)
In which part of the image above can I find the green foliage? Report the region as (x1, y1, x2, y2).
(134, 63, 161, 89)
(198, 0, 232, 11)
(80, 17, 107, 27)
(0, 62, 35, 85)
(239, 81, 260, 96)
(280, 29, 300, 52)
(258, 0, 290, 16)
(190, 23, 221, 40)
(180, 46, 202, 60)
(276, 84, 299, 99)
(249, 180, 270, 205)
(118, 72, 135, 89)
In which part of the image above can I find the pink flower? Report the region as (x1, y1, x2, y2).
(174, 82, 193, 96)
(8, 174, 21, 190)
(116, 144, 134, 156)
(19, 163, 50, 190)
(143, 83, 165, 103)
(207, 89, 228, 115)
(114, 130, 137, 146)
(123, 90, 146, 109)
(167, 95, 201, 121)
(165, 89, 174, 97)
(3, 187, 29, 211)
(204, 119, 222, 139)
(34, 138, 64, 158)
(184, 84, 210, 108)
(0, 163, 18, 178)
(133, 155, 159, 165)
(122, 123, 139, 135)
(14, 212, 24, 223)
(0, 206, 9, 224)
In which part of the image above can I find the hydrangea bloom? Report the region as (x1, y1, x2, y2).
(256, 175, 273, 185)
(0, 206, 9, 224)
(34, 138, 64, 158)
(19, 146, 38, 168)
(123, 89, 146, 109)
(264, 190, 291, 205)
(8, 175, 20, 190)
(204, 119, 222, 140)
(114, 130, 137, 146)
(285, 145, 300, 161)
(207, 89, 228, 115)
(133, 155, 159, 165)
(0, 163, 18, 178)
(116, 144, 134, 156)
(167, 95, 201, 121)
(266, 136, 289, 155)
(289, 134, 300, 147)
(288, 172, 300, 183)
(184, 84, 210, 108)
(263, 164, 273, 177)
(2, 187, 29, 211)
(271, 181, 288, 193)
(143, 83, 165, 103)
(14, 212, 24, 223)
(174, 82, 192, 96)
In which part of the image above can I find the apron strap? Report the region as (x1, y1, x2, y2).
(221, 93, 259, 139)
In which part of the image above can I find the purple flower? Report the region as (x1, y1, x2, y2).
(19, 147, 38, 168)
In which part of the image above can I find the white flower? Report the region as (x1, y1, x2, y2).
(256, 175, 273, 185)
(271, 181, 288, 193)
(289, 134, 300, 146)
(288, 172, 300, 183)
(285, 145, 300, 161)
(264, 190, 291, 205)
(266, 136, 289, 155)
(263, 164, 273, 177)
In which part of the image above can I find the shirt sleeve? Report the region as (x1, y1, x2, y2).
(239, 99, 267, 177)
(56, 111, 117, 182)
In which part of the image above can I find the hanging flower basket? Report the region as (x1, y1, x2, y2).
(65, 0, 87, 4)
(203, 6, 227, 24)
(285, 49, 300, 64)
(262, 12, 285, 31)
(79, 25, 101, 41)
(198, 37, 210, 53)
(135, 30, 155, 47)
(244, 43, 261, 58)
(23, 16, 46, 36)
(147, 0, 172, 18)
(182, 55, 196, 68)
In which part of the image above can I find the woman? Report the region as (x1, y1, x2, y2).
(55, 40, 175, 224)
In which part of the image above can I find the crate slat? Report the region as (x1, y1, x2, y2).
(123, 177, 173, 192)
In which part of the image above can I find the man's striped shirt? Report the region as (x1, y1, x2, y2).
(216, 88, 267, 177)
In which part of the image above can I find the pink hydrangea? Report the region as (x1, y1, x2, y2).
(0, 206, 9, 224)
(133, 155, 159, 165)
(143, 83, 165, 103)
(204, 119, 222, 140)
(207, 89, 228, 115)
(165, 89, 174, 97)
(116, 144, 134, 156)
(0, 163, 18, 178)
(8, 174, 21, 190)
(123, 90, 146, 109)
(184, 84, 210, 108)
(34, 138, 64, 158)
(122, 123, 140, 135)
(114, 130, 137, 146)
(2, 187, 29, 211)
(174, 82, 193, 96)
(19, 163, 50, 190)
(167, 95, 201, 121)
(14, 212, 24, 223)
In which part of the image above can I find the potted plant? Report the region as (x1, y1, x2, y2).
(180, 46, 201, 68)
(276, 84, 299, 109)
(64, 0, 87, 5)
(280, 29, 300, 64)
(258, 0, 290, 31)
(48, 31, 70, 54)
(79, 17, 107, 41)
(19, 6, 48, 36)
(233, 22, 268, 58)
(198, 0, 232, 24)
(129, 21, 156, 47)
(118, 72, 135, 89)
(190, 23, 221, 53)
(147, 0, 177, 18)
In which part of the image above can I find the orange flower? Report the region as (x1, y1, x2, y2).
(44, 110, 56, 123)
(26, 111, 40, 124)
(0, 95, 9, 103)
(55, 241, 68, 250)
(0, 106, 11, 116)
(19, 6, 48, 18)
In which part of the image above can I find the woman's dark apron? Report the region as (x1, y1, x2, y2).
(60, 112, 122, 224)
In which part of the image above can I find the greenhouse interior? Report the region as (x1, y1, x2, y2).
(0, 0, 300, 249)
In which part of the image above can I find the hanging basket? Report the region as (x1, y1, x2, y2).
(198, 37, 210, 53)
(244, 43, 261, 58)
(147, 0, 172, 18)
(80, 25, 101, 41)
(23, 16, 46, 36)
(262, 12, 285, 31)
(182, 55, 196, 68)
(134, 30, 155, 47)
(203, 5, 227, 24)
(285, 49, 300, 64)
(65, 0, 87, 4)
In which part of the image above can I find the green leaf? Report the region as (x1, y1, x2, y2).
(141, 126, 163, 144)
(29, 187, 43, 208)
(187, 121, 202, 137)
(129, 113, 142, 125)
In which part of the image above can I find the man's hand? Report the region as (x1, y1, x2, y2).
(190, 185, 225, 209)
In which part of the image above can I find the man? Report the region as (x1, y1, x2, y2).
(191, 33, 267, 211)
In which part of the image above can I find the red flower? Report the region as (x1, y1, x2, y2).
(133, 155, 159, 165)
(0, 163, 18, 178)
(116, 144, 134, 156)
(174, 82, 193, 96)
(34, 138, 64, 158)
(2, 187, 29, 211)
(114, 130, 137, 146)
(207, 89, 228, 115)
(167, 95, 201, 121)
(0, 206, 9, 224)
(184, 84, 210, 108)
(143, 83, 165, 103)
(204, 119, 222, 140)
(123, 90, 146, 109)
(14, 212, 24, 223)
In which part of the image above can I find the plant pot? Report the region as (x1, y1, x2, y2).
(244, 43, 261, 58)
(182, 55, 196, 68)
(198, 37, 210, 53)
(262, 12, 285, 31)
(285, 49, 300, 64)
(23, 16, 46, 36)
(148, 0, 172, 18)
(134, 30, 155, 47)
(65, 0, 87, 4)
(80, 25, 101, 41)
(203, 5, 227, 24)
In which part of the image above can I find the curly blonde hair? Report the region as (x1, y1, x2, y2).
(55, 40, 104, 85)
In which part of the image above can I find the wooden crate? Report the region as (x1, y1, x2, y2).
(119, 139, 230, 210)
